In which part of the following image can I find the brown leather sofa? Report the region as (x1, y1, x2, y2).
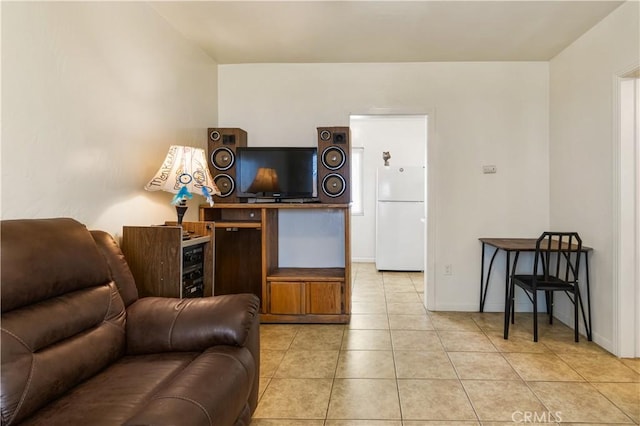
(1, 218, 260, 426)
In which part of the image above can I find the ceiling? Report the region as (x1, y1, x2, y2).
(150, 1, 624, 64)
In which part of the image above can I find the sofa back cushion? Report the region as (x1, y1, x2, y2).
(90, 230, 139, 307)
(1, 218, 127, 425)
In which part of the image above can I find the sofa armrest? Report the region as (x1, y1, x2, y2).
(125, 293, 260, 355)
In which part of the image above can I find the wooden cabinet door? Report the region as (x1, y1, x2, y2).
(307, 281, 342, 314)
(268, 281, 304, 314)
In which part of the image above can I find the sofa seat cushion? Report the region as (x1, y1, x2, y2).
(19, 346, 256, 426)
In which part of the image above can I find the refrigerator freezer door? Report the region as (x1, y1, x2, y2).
(375, 201, 425, 271)
(377, 167, 425, 202)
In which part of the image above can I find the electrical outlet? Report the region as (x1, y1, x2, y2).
(482, 165, 497, 174)
(444, 264, 453, 275)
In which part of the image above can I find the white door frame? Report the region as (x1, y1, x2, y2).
(349, 111, 435, 311)
(614, 69, 639, 358)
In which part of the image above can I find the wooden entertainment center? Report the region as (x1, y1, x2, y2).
(199, 203, 351, 324)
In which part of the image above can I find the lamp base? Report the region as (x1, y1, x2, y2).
(175, 202, 188, 226)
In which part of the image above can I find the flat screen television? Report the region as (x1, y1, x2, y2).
(236, 147, 318, 201)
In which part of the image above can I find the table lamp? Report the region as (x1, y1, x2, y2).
(144, 145, 220, 225)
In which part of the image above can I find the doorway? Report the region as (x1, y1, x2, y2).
(349, 114, 429, 304)
(616, 71, 639, 358)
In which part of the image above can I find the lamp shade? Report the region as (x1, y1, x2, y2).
(144, 145, 220, 206)
(247, 167, 280, 193)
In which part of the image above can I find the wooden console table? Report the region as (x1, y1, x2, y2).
(200, 203, 351, 324)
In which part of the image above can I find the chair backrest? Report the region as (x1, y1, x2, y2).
(1, 218, 129, 425)
(532, 231, 582, 285)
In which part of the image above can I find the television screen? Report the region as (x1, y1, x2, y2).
(236, 147, 318, 200)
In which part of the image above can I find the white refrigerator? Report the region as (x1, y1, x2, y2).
(375, 166, 425, 271)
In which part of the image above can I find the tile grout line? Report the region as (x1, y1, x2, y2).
(383, 271, 406, 423)
(322, 323, 346, 423)
(434, 320, 482, 424)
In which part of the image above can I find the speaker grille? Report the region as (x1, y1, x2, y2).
(333, 132, 347, 144)
(211, 147, 235, 171)
(322, 173, 346, 197)
(213, 174, 235, 197)
(321, 146, 346, 171)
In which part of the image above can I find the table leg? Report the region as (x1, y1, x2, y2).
(480, 243, 486, 312)
(503, 251, 511, 339)
(510, 251, 520, 325)
(584, 251, 592, 341)
(565, 251, 592, 342)
(480, 246, 500, 312)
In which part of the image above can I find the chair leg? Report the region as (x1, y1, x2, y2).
(533, 290, 538, 342)
(510, 286, 515, 325)
(545, 291, 553, 324)
(574, 290, 580, 343)
(504, 279, 514, 339)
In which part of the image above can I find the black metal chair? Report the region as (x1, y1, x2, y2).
(505, 232, 584, 342)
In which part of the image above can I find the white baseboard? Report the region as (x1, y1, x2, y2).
(553, 310, 614, 354)
(352, 257, 375, 263)
(433, 302, 535, 312)
(591, 332, 614, 355)
(432, 303, 478, 312)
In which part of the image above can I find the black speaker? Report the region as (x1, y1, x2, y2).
(317, 126, 351, 204)
(207, 128, 247, 203)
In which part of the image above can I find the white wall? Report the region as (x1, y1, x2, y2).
(549, 1, 640, 353)
(218, 62, 550, 311)
(1, 2, 218, 237)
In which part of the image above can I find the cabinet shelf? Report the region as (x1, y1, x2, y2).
(183, 235, 212, 247)
(214, 221, 261, 229)
(267, 267, 345, 281)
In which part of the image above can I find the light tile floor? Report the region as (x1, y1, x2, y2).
(253, 263, 640, 425)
